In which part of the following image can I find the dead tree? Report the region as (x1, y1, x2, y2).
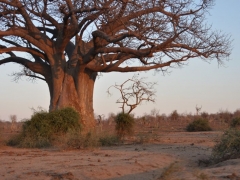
(196, 105, 202, 116)
(107, 74, 156, 114)
(97, 114, 104, 132)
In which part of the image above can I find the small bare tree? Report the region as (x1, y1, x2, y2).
(108, 74, 156, 114)
(97, 114, 104, 132)
(196, 105, 202, 116)
(151, 108, 160, 117)
(10, 115, 17, 132)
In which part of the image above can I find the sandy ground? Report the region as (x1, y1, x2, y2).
(1, 131, 240, 180)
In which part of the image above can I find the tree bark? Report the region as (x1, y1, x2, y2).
(48, 67, 97, 130)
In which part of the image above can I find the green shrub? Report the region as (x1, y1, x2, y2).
(7, 107, 81, 148)
(115, 113, 135, 139)
(186, 118, 212, 132)
(230, 117, 240, 128)
(211, 129, 240, 163)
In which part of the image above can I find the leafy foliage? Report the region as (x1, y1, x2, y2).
(8, 107, 81, 148)
(115, 113, 135, 139)
(230, 117, 240, 128)
(211, 129, 240, 163)
(186, 118, 212, 132)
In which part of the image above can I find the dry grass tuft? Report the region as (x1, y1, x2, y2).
(194, 172, 209, 180)
(158, 161, 180, 180)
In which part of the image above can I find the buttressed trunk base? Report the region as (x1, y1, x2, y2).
(49, 69, 97, 131)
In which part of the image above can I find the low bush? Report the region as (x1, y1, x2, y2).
(61, 131, 120, 149)
(51, 130, 108, 149)
(99, 133, 120, 146)
(211, 129, 240, 163)
(7, 107, 81, 148)
(186, 118, 212, 132)
(230, 117, 240, 128)
(115, 113, 135, 139)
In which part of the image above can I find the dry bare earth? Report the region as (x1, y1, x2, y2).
(1, 131, 240, 180)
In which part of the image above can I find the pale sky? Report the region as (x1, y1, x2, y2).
(0, 1, 239, 121)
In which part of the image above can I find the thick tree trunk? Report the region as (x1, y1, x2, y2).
(48, 67, 97, 131)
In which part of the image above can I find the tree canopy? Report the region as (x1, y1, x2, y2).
(0, 0, 231, 74)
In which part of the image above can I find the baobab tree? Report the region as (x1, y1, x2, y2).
(0, 0, 231, 130)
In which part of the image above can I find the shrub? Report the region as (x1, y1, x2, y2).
(211, 129, 240, 163)
(7, 107, 81, 148)
(64, 130, 100, 149)
(81, 131, 100, 148)
(170, 110, 179, 121)
(218, 110, 233, 124)
(99, 133, 120, 146)
(201, 112, 209, 119)
(230, 117, 240, 128)
(233, 109, 240, 117)
(115, 113, 135, 139)
(186, 118, 212, 132)
(63, 131, 120, 148)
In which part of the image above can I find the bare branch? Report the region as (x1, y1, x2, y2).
(107, 74, 156, 114)
(0, 56, 50, 78)
(11, 66, 46, 82)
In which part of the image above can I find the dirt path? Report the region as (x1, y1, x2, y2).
(1, 132, 240, 180)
